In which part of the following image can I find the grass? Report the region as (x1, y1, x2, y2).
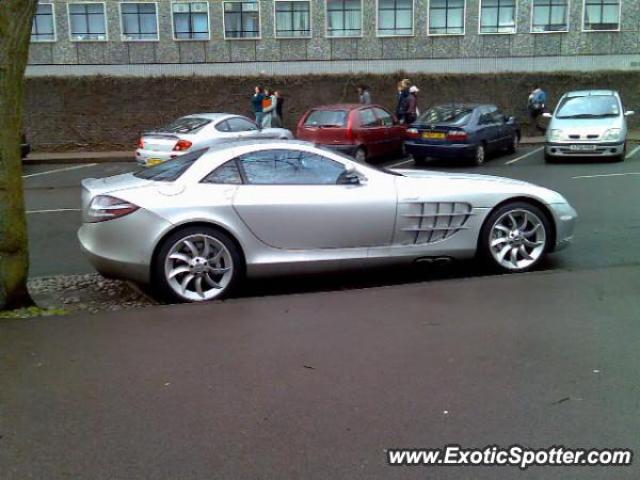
(0, 306, 68, 319)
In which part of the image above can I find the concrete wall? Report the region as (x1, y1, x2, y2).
(28, 0, 640, 68)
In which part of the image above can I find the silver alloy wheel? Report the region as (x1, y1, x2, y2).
(489, 209, 546, 270)
(355, 148, 367, 163)
(475, 145, 485, 165)
(164, 234, 233, 301)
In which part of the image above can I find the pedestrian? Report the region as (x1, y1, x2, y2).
(357, 84, 372, 104)
(396, 79, 411, 124)
(407, 85, 420, 124)
(261, 88, 278, 129)
(272, 90, 284, 128)
(527, 85, 547, 134)
(252, 85, 265, 128)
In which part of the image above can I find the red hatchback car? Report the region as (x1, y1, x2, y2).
(296, 104, 406, 162)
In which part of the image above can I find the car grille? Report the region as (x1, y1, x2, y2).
(398, 202, 473, 244)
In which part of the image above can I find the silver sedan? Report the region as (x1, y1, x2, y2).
(135, 113, 293, 166)
(79, 140, 577, 302)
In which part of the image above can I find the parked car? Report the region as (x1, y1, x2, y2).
(296, 104, 406, 163)
(20, 133, 31, 159)
(135, 113, 293, 166)
(543, 90, 634, 163)
(404, 104, 521, 166)
(79, 140, 576, 303)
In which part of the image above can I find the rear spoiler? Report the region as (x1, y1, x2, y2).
(141, 131, 180, 140)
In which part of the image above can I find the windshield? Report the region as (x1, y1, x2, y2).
(304, 110, 348, 127)
(161, 117, 211, 134)
(417, 106, 474, 125)
(556, 95, 620, 119)
(134, 148, 208, 181)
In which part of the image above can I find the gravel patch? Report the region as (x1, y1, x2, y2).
(28, 274, 158, 315)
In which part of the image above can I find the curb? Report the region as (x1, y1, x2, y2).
(23, 154, 134, 165)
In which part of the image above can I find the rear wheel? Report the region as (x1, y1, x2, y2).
(473, 144, 486, 166)
(354, 147, 367, 163)
(479, 202, 552, 273)
(153, 226, 243, 303)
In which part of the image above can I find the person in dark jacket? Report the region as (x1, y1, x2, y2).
(274, 90, 284, 127)
(251, 85, 265, 128)
(396, 80, 411, 124)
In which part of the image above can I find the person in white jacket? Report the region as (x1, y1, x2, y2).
(261, 89, 278, 129)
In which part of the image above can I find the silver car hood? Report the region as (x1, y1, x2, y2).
(393, 168, 530, 186)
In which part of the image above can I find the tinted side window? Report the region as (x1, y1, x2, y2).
(202, 160, 243, 185)
(360, 109, 379, 127)
(215, 120, 230, 132)
(239, 149, 345, 185)
(372, 107, 394, 126)
(227, 117, 258, 132)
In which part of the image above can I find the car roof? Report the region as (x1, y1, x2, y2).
(309, 104, 385, 111)
(180, 113, 242, 121)
(432, 103, 485, 109)
(565, 90, 618, 98)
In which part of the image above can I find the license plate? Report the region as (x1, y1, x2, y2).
(569, 144, 596, 151)
(423, 131, 446, 140)
(147, 158, 163, 166)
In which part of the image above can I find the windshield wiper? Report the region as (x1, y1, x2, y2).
(558, 113, 616, 119)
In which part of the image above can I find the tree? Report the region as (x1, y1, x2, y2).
(0, 0, 38, 309)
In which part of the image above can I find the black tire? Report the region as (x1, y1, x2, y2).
(153, 226, 243, 303)
(354, 147, 367, 163)
(412, 154, 427, 165)
(612, 142, 626, 162)
(478, 201, 552, 273)
(473, 144, 486, 166)
(544, 151, 557, 163)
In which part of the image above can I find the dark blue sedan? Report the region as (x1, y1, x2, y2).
(404, 104, 521, 166)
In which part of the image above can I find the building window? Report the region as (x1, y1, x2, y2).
(172, 2, 210, 40)
(532, 0, 568, 32)
(327, 0, 362, 37)
(223, 1, 260, 39)
(480, 0, 516, 34)
(120, 2, 158, 41)
(31, 3, 56, 42)
(377, 0, 414, 36)
(68, 2, 107, 41)
(584, 0, 620, 31)
(428, 0, 465, 35)
(275, 1, 311, 38)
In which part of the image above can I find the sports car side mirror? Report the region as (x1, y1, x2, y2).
(338, 166, 366, 185)
(542, 112, 552, 119)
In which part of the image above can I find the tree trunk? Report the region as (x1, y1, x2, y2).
(0, 0, 38, 309)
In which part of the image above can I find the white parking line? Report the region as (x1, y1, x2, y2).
(387, 158, 414, 169)
(22, 163, 98, 179)
(572, 172, 640, 179)
(26, 208, 82, 214)
(504, 146, 544, 165)
(625, 145, 640, 159)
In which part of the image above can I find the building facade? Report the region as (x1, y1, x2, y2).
(27, 0, 640, 76)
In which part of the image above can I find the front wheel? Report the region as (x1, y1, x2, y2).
(479, 202, 552, 273)
(154, 226, 243, 303)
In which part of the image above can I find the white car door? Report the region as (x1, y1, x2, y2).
(232, 148, 397, 249)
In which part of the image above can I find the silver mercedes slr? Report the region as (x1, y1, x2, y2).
(79, 140, 577, 303)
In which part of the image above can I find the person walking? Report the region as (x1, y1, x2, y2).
(261, 88, 277, 129)
(406, 85, 420, 124)
(527, 85, 547, 134)
(357, 84, 372, 104)
(252, 86, 265, 128)
(272, 90, 284, 128)
(396, 79, 411, 124)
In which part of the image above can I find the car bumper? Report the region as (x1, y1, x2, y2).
(550, 202, 578, 252)
(545, 142, 625, 157)
(135, 149, 182, 166)
(405, 141, 475, 159)
(78, 209, 173, 284)
(315, 143, 358, 156)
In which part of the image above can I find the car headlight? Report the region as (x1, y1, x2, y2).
(548, 129, 563, 141)
(602, 128, 622, 141)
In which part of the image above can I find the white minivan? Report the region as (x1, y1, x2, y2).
(544, 90, 634, 163)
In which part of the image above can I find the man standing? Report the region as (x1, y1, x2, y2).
(527, 85, 547, 134)
(407, 85, 420, 124)
(252, 85, 265, 128)
(357, 84, 372, 104)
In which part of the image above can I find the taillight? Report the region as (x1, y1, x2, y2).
(87, 195, 140, 223)
(447, 130, 468, 141)
(173, 139, 192, 151)
(137, 138, 144, 149)
(406, 128, 420, 138)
